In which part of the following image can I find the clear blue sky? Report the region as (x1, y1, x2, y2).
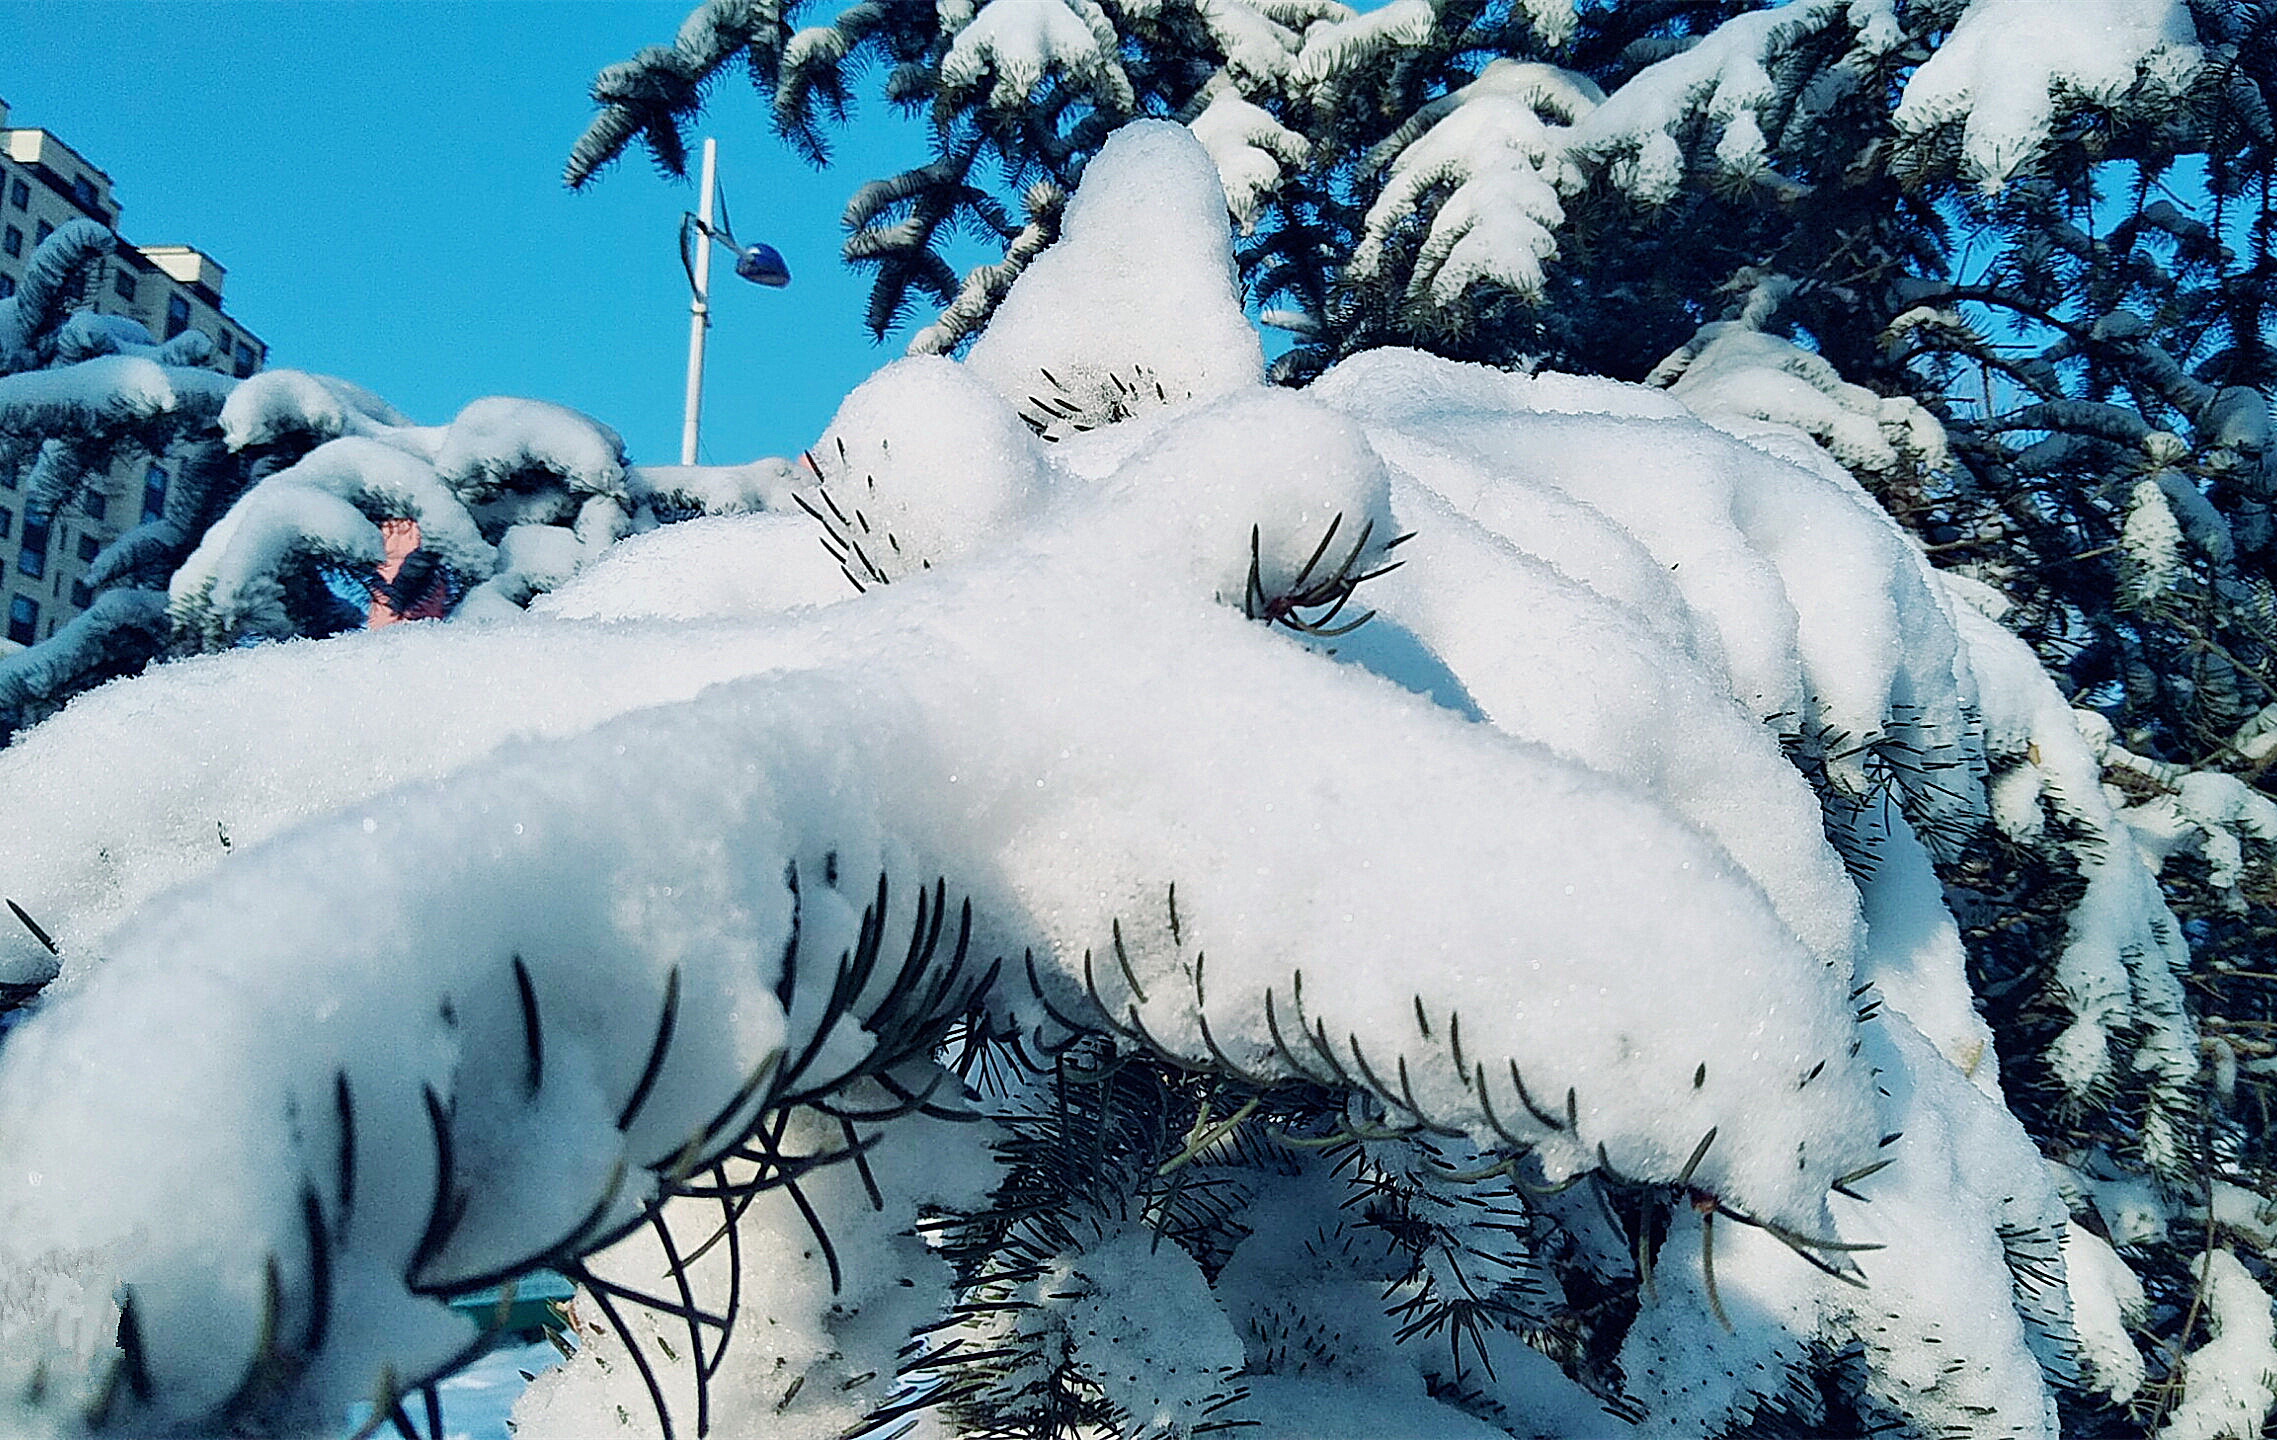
(4, 2, 937, 465)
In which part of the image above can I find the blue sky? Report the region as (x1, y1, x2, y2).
(4, 2, 938, 465)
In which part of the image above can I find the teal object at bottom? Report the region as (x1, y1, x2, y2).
(445, 1269, 577, 1340)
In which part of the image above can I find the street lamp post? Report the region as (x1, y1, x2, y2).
(678, 138, 790, 466)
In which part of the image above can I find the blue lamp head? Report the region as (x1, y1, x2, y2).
(735, 243, 790, 288)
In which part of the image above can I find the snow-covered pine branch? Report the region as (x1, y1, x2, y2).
(3, 121, 2252, 1440)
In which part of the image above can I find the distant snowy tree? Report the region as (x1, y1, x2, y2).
(0, 220, 241, 738)
(0, 224, 790, 737)
(3, 121, 2274, 1440)
(171, 372, 793, 650)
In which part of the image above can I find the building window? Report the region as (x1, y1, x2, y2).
(69, 580, 93, 609)
(81, 493, 106, 521)
(0, 509, 11, 539)
(2, 226, 18, 258)
(165, 294, 190, 340)
(71, 175, 98, 209)
(213, 332, 232, 362)
(33, 220, 52, 247)
(112, 269, 135, 302)
(0, 467, 15, 491)
(76, 533, 100, 563)
(237, 353, 258, 378)
(7, 596, 36, 647)
(142, 466, 167, 523)
(0, 276, 13, 300)
(8, 179, 25, 210)
(19, 511, 49, 581)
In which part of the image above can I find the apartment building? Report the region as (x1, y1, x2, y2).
(0, 97, 266, 650)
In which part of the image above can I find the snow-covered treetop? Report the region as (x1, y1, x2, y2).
(567, 0, 2225, 357)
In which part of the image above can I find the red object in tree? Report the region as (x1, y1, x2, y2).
(368, 517, 450, 627)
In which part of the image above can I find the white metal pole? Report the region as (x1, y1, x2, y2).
(679, 138, 718, 466)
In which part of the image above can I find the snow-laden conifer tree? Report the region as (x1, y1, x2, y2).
(0, 220, 240, 739)
(561, 8, 2277, 1427)
(1, 120, 2270, 1440)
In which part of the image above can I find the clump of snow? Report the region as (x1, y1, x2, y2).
(2156, 1250, 2277, 1440)
(2207, 1180, 2277, 1255)
(533, 513, 856, 622)
(803, 356, 1054, 583)
(627, 456, 799, 518)
(1650, 279, 1950, 477)
(1059, 1224, 1246, 1428)
(1188, 85, 1311, 232)
(1569, 0, 1894, 200)
(220, 369, 412, 450)
(516, 1107, 998, 1440)
(2122, 475, 2187, 605)
(2091, 725, 2277, 906)
(0, 221, 119, 365)
(2062, 1221, 2148, 1402)
(430, 395, 628, 499)
(1353, 61, 1599, 306)
(1894, 0, 2202, 188)
(0, 354, 230, 434)
(1950, 597, 2201, 1172)
(941, 0, 1130, 109)
(965, 120, 1263, 432)
(1288, 0, 1432, 89)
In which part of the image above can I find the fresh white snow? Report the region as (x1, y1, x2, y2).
(0, 116, 2242, 1440)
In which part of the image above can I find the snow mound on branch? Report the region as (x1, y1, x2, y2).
(430, 396, 627, 497)
(0, 354, 229, 432)
(533, 513, 855, 622)
(514, 1107, 997, 1440)
(805, 356, 1053, 582)
(1948, 595, 2200, 1173)
(1569, 0, 1896, 200)
(1650, 286, 1950, 477)
(1895, 0, 2201, 188)
(1314, 349, 1984, 846)
(1289, 0, 1432, 88)
(966, 121, 1262, 431)
(1188, 87, 1310, 232)
(1353, 61, 1598, 306)
(221, 370, 413, 449)
(2155, 1250, 2277, 1440)
(941, 0, 1128, 108)
(2063, 1222, 2148, 1403)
